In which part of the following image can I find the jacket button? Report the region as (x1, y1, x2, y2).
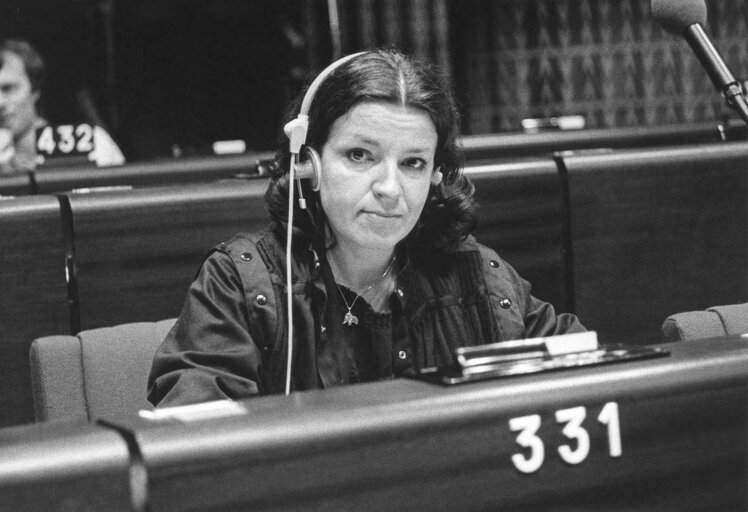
(241, 252, 252, 261)
(321, 325, 326, 333)
(398, 350, 407, 360)
(489, 260, 499, 268)
(396, 288, 404, 298)
(256, 294, 268, 305)
(500, 298, 512, 309)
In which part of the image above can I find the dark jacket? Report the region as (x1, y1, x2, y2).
(147, 231, 584, 407)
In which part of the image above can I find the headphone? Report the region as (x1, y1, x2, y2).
(281, 52, 365, 396)
(283, 52, 365, 195)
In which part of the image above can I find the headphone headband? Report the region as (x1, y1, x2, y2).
(284, 52, 366, 154)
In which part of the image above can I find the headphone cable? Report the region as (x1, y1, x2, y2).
(284, 152, 299, 396)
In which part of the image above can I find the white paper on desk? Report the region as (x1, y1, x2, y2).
(544, 331, 599, 356)
(138, 399, 247, 423)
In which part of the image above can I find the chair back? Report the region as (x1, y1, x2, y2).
(662, 304, 748, 342)
(29, 319, 176, 423)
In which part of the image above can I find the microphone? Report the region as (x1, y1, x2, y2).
(651, 0, 748, 124)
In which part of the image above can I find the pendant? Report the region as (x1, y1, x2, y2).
(343, 311, 359, 326)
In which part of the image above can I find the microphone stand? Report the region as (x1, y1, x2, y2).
(723, 84, 748, 126)
(686, 24, 748, 126)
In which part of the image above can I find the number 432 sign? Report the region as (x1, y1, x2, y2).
(36, 124, 96, 158)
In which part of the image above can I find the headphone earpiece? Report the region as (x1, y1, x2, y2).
(293, 146, 321, 191)
(285, 51, 365, 190)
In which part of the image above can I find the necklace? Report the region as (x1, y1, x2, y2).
(334, 256, 396, 326)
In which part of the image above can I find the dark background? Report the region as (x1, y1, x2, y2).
(1, 0, 746, 161)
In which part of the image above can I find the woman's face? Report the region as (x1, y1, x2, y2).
(318, 101, 442, 256)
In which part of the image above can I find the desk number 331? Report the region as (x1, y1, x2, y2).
(509, 402, 621, 474)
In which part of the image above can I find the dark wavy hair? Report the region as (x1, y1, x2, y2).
(265, 49, 476, 259)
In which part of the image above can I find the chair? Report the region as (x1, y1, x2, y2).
(661, 304, 748, 342)
(29, 319, 176, 423)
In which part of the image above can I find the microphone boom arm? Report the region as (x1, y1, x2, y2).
(685, 23, 748, 125)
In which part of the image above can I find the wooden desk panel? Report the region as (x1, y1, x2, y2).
(467, 159, 569, 311)
(0, 196, 69, 427)
(460, 120, 747, 161)
(105, 337, 748, 511)
(0, 173, 33, 197)
(67, 179, 269, 330)
(34, 151, 274, 194)
(562, 142, 748, 345)
(0, 421, 132, 511)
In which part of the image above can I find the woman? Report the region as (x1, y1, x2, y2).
(147, 49, 584, 407)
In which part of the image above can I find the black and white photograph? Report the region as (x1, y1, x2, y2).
(1, 1, 748, 510)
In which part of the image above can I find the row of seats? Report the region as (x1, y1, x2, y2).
(2, 140, 748, 427)
(1, 120, 744, 196)
(0, 180, 270, 427)
(29, 302, 748, 425)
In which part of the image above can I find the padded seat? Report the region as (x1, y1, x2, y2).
(29, 319, 175, 423)
(661, 304, 748, 342)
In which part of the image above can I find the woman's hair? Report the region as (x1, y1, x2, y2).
(265, 48, 476, 258)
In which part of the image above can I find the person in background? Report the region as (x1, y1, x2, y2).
(148, 49, 585, 407)
(0, 38, 124, 173)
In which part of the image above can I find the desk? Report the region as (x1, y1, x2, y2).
(0, 172, 32, 196)
(34, 151, 274, 194)
(460, 120, 748, 160)
(102, 336, 748, 511)
(0, 421, 132, 511)
(64, 179, 268, 330)
(0, 196, 69, 427)
(559, 142, 748, 345)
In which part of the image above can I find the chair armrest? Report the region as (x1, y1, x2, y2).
(29, 336, 88, 422)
